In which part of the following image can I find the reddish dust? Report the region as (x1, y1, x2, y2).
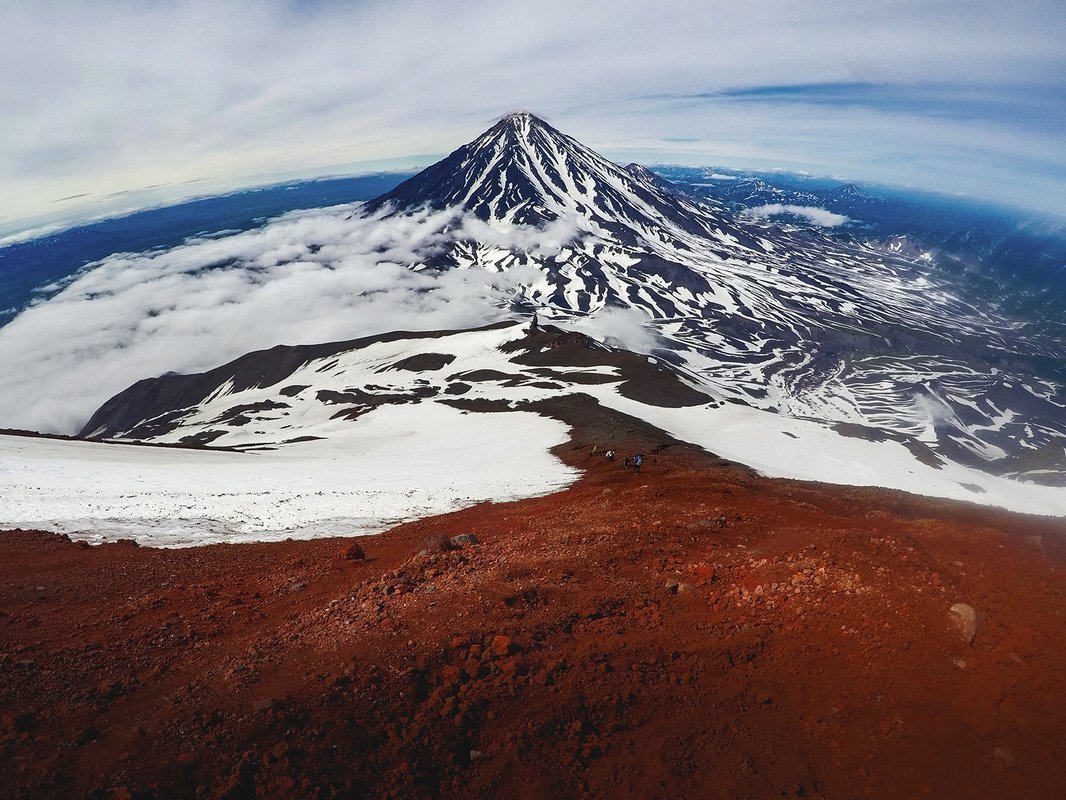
(2, 439, 1065, 799)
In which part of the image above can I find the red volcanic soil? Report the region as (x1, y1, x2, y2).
(2, 427, 1066, 798)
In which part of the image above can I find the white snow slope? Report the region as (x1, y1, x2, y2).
(0, 400, 577, 548)
(3, 323, 1061, 549)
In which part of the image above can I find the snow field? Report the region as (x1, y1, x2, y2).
(3, 323, 1062, 550)
(0, 401, 578, 547)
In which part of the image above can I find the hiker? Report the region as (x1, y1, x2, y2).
(623, 456, 630, 469)
(605, 449, 615, 461)
(591, 444, 598, 457)
(633, 454, 644, 474)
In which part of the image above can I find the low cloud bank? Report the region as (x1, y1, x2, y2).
(0, 205, 579, 433)
(746, 204, 850, 227)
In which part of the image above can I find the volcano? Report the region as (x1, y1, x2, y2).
(365, 113, 727, 241)
(71, 113, 1066, 504)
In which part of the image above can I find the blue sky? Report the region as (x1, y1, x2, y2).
(2, 0, 1064, 240)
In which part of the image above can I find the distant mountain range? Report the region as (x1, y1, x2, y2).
(79, 113, 1066, 497)
(656, 165, 1066, 329)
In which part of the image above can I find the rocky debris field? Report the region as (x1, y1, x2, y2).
(2, 431, 1066, 799)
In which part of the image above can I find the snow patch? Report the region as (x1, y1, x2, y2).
(585, 385, 1066, 519)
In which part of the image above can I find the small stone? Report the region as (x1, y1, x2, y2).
(450, 533, 479, 547)
(490, 635, 514, 657)
(252, 698, 277, 712)
(12, 714, 35, 734)
(499, 657, 519, 676)
(949, 603, 978, 645)
(664, 578, 679, 593)
(993, 746, 1016, 768)
(344, 542, 365, 561)
(74, 725, 101, 750)
(420, 534, 454, 554)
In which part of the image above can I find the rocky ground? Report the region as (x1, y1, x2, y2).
(2, 412, 1066, 799)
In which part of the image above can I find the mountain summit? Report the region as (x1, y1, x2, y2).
(366, 113, 714, 236)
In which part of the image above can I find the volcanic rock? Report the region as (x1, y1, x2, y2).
(949, 602, 979, 644)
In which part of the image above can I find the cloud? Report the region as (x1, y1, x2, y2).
(571, 306, 660, 355)
(455, 213, 583, 258)
(913, 391, 957, 427)
(1, 0, 1064, 237)
(745, 204, 850, 227)
(0, 204, 571, 433)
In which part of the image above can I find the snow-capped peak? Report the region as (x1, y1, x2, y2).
(365, 113, 715, 236)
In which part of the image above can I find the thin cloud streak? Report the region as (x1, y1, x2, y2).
(745, 205, 850, 228)
(1, 0, 1064, 235)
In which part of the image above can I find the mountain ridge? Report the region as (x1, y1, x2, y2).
(77, 114, 1066, 499)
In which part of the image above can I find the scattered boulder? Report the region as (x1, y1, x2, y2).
(450, 533, 479, 547)
(344, 542, 366, 561)
(252, 698, 277, 713)
(418, 535, 454, 556)
(949, 602, 978, 645)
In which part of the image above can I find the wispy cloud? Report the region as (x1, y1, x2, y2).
(691, 81, 1066, 132)
(745, 204, 850, 228)
(1, 0, 1064, 235)
(571, 306, 660, 354)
